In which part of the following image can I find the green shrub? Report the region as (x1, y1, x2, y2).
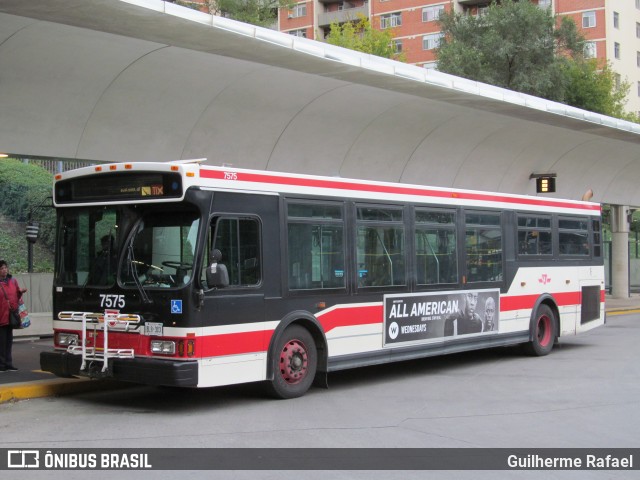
(0, 159, 56, 271)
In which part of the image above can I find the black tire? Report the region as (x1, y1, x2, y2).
(266, 325, 317, 399)
(523, 304, 557, 356)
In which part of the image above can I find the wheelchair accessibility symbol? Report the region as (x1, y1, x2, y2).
(171, 300, 183, 314)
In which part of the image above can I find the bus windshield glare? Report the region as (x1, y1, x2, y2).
(55, 206, 200, 289)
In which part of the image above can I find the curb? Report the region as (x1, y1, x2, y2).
(0, 377, 130, 404)
(606, 308, 640, 316)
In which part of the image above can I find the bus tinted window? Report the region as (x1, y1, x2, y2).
(592, 219, 602, 257)
(517, 214, 552, 255)
(415, 209, 457, 285)
(288, 202, 345, 290)
(357, 207, 403, 222)
(559, 218, 588, 231)
(559, 216, 589, 256)
(208, 217, 261, 287)
(357, 206, 405, 287)
(466, 213, 501, 226)
(518, 216, 551, 229)
(465, 212, 502, 282)
(288, 203, 342, 220)
(416, 211, 455, 225)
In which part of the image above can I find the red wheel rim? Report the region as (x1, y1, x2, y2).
(537, 314, 552, 347)
(279, 339, 309, 385)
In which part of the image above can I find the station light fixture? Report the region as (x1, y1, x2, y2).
(530, 173, 557, 193)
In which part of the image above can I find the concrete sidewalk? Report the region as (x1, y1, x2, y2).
(2, 295, 640, 404)
(0, 336, 130, 403)
(604, 293, 640, 315)
(601, 293, 640, 314)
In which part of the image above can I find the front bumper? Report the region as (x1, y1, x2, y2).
(40, 350, 199, 387)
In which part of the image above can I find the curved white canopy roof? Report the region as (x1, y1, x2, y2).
(1, 0, 639, 205)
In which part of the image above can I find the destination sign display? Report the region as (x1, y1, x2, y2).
(55, 172, 183, 203)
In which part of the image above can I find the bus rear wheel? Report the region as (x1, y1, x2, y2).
(266, 325, 317, 399)
(523, 304, 556, 356)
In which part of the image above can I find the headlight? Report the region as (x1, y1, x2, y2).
(150, 340, 176, 355)
(57, 333, 79, 346)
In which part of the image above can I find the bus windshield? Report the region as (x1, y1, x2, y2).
(55, 206, 200, 289)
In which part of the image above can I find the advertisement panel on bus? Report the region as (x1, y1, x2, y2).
(384, 289, 500, 346)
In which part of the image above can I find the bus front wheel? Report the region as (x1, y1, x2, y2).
(523, 304, 556, 356)
(267, 325, 317, 399)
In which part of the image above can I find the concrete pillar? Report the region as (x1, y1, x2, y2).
(610, 205, 630, 299)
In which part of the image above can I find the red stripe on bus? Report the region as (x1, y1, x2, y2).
(74, 289, 604, 359)
(317, 304, 384, 333)
(193, 287, 605, 356)
(199, 330, 274, 357)
(200, 169, 600, 212)
(196, 306, 384, 357)
(500, 291, 592, 311)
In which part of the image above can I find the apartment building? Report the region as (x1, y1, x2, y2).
(278, 0, 640, 114)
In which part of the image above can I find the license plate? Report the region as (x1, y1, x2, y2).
(144, 322, 163, 336)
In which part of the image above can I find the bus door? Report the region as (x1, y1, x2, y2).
(199, 192, 280, 346)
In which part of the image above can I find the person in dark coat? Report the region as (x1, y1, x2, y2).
(0, 260, 27, 372)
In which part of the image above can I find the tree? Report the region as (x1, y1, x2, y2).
(564, 59, 637, 121)
(326, 15, 404, 61)
(0, 158, 55, 272)
(436, 0, 583, 103)
(437, 0, 637, 121)
(206, 0, 283, 27)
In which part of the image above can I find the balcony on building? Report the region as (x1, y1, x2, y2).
(457, 0, 491, 5)
(318, 1, 369, 29)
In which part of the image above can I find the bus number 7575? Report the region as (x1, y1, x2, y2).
(99, 294, 125, 309)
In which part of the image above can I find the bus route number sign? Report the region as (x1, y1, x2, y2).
(144, 322, 163, 336)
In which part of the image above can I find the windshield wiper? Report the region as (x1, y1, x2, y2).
(127, 240, 152, 305)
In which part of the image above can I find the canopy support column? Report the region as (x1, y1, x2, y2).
(610, 205, 630, 299)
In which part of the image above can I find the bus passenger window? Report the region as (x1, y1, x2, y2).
(559, 217, 589, 256)
(287, 202, 345, 290)
(415, 209, 457, 285)
(465, 212, 502, 283)
(356, 206, 405, 288)
(517, 215, 552, 256)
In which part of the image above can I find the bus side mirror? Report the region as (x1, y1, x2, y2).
(206, 249, 229, 288)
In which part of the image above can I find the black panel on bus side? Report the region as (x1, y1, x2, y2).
(581, 285, 601, 324)
(198, 191, 281, 328)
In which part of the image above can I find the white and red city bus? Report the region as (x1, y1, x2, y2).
(41, 160, 605, 398)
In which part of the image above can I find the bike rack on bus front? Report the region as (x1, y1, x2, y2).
(64, 311, 138, 378)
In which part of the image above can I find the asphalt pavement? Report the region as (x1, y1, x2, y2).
(1, 294, 639, 403)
